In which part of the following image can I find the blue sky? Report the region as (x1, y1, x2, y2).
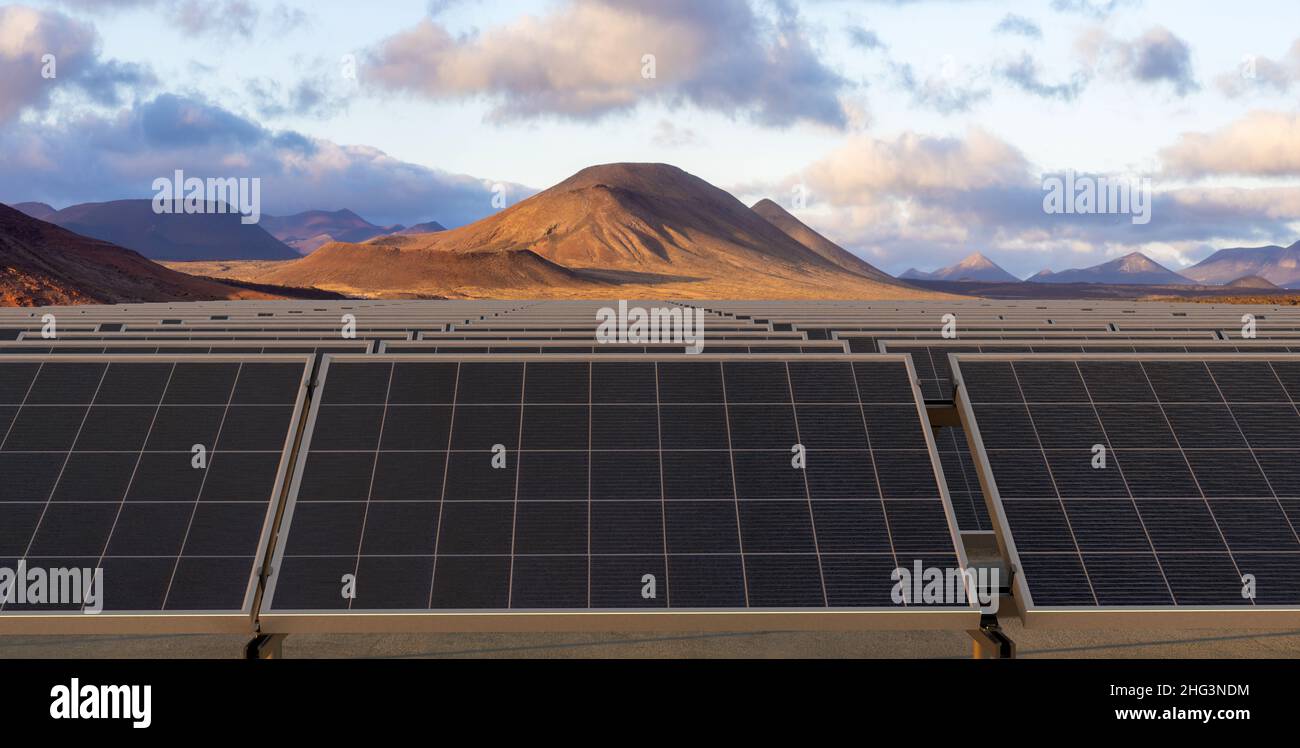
(2, 0, 1298, 276)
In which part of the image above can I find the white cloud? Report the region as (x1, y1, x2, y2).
(0, 5, 153, 122)
(1161, 111, 1300, 178)
(361, 0, 848, 126)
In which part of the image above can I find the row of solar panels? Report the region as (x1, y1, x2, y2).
(4, 348, 1300, 635)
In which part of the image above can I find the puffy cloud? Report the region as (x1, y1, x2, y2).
(1077, 25, 1198, 96)
(0, 5, 153, 122)
(1216, 39, 1300, 98)
(798, 130, 1031, 200)
(0, 94, 532, 228)
(1161, 111, 1300, 178)
(362, 0, 848, 127)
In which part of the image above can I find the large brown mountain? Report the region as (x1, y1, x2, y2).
(0, 203, 294, 306)
(246, 163, 944, 300)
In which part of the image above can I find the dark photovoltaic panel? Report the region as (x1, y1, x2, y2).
(380, 342, 847, 355)
(261, 354, 977, 632)
(932, 426, 992, 532)
(954, 354, 1300, 626)
(0, 355, 311, 632)
(884, 341, 1261, 401)
(0, 341, 373, 373)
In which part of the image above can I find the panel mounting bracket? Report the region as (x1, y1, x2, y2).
(968, 614, 1016, 659)
(244, 633, 289, 660)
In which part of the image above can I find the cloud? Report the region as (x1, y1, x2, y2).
(46, 0, 307, 39)
(890, 60, 991, 114)
(0, 6, 154, 122)
(847, 26, 884, 50)
(797, 129, 1032, 201)
(169, 0, 258, 38)
(0, 94, 532, 228)
(650, 120, 701, 147)
(758, 128, 1297, 276)
(1077, 25, 1198, 96)
(247, 72, 352, 120)
(998, 54, 1089, 100)
(1216, 39, 1300, 97)
(362, 0, 848, 127)
(993, 14, 1041, 39)
(1051, 0, 1141, 19)
(1161, 111, 1300, 178)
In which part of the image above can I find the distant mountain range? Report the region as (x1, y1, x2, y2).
(13, 200, 298, 261)
(905, 245, 1300, 289)
(0, 203, 297, 305)
(1180, 241, 1300, 288)
(1028, 251, 1194, 285)
(261, 210, 446, 253)
(901, 252, 1020, 283)
(261, 209, 400, 254)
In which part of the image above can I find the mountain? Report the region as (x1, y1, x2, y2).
(1027, 268, 1055, 281)
(1225, 275, 1281, 290)
(12, 202, 56, 221)
(749, 199, 895, 282)
(43, 200, 297, 261)
(1029, 252, 1193, 285)
(0, 203, 290, 306)
(392, 221, 447, 236)
(1181, 241, 1300, 287)
(262, 209, 401, 254)
(237, 163, 945, 300)
(903, 252, 1020, 283)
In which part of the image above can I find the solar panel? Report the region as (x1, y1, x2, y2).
(379, 341, 848, 355)
(260, 354, 978, 632)
(0, 355, 312, 633)
(953, 353, 1300, 626)
(882, 340, 1254, 401)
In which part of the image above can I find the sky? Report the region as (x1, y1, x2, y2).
(1, 0, 1298, 277)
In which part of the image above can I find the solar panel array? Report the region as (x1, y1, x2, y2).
(0, 355, 310, 632)
(3, 298, 1300, 636)
(259, 355, 975, 630)
(955, 354, 1300, 625)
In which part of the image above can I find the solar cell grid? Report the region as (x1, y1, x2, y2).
(0, 355, 311, 632)
(954, 354, 1300, 625)
(261, 354, 977, 631)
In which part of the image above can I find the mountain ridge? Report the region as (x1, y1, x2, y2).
(0, 203, 292, 305)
